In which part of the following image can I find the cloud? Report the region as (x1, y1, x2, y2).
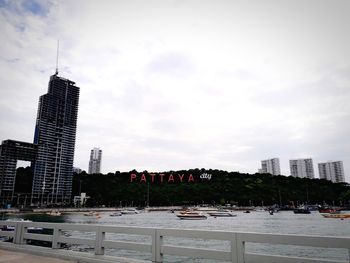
(147, 52, 195, 78)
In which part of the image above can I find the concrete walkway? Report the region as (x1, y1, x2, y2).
(0, 249, 76, 263)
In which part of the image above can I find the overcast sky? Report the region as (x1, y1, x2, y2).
(1, 0, 349, 181)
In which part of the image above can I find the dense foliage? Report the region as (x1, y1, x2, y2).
(71, 169, 350, 207)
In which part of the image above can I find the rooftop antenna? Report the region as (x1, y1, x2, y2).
(55, 40, 59, 75)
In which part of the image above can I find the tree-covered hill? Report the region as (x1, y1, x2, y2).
(72, 169, 350, 207)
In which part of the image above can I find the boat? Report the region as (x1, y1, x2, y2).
(84, 211, 99, 216)
(46, 210, 61, 216)
(194, 207, 218, 212)
(322, 213, 350, 219)
(318, 206, 340, 213)
(110, 212, 122, 217)
(1, 219, 43, 233)
(208, 211, 237, 217)
(293, 206, 311, 214)
(176, 211, 207, 220)
(120, 208, 139, 214)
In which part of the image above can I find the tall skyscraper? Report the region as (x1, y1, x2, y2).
(32, 73, 79, 204)
(318, 161, 345, 183)
(88, 148, 102, 174)
(260, 158, 281, 175)
(289, 158, 315, 179)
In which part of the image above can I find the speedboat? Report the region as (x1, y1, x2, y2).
(322, 213, 350, 219)
(46, 210, 61, 216)
(2, 219, 43, 233)
(84, 211, 99, 216)
(120, 208, 139, 214)
(208, 211, 236, 217)
(110, 212, 122, 217)
(294, 206, 311, 214)
(176, 211, 207, 220)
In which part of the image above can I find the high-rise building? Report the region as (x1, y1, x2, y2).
(318, 161, 345, 183)
(260, 158, 281, 175)
(31, 73, 79, 204)
(0, 140, 37, 200)
(88, 148, 102, 174)
(289, 158, 314, 179)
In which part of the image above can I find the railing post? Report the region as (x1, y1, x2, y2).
(95, 226, 105, 255)
(14, 222, 25, 244)
(236, 233, 245, 263)
(52, 226, 61, 249)
(153, 229, 163, 263)
(231, 233, 238, 263)
(151, 229, 156, 262)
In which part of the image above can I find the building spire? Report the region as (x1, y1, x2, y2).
(55, 40, 59, 75)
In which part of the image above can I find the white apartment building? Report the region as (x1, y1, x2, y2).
(260, 158, 281, 176)
(88, 147, 102, 174)
(318, 161, 345, 183)
(289, 158, 315, 179)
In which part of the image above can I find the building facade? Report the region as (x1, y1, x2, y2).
(31, 73, 80, 204)
(0, 140, 37, 202)
(88, 148, 102, 174)
(260, 158, 281, 175)
(318, 161, 345, 183)
(289, 158, 315, 179)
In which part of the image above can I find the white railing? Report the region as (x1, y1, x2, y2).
(0, 220, 349, 263)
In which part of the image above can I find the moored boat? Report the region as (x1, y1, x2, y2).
(110, 212, 122, 217)
(176, 211, 207, 220)
(84, 211, 99, 216)
(208, 211, 236, 217)
(294, 206, 311, 214)
(318, 206, 339, 213)
(46, 210, 61, 216)
(322, 213, 350, 219)
(120, 208, 139, 214)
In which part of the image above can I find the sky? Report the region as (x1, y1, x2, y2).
(0, 0, 349, 181)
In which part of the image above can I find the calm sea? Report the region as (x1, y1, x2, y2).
(4, 210, 350, 262)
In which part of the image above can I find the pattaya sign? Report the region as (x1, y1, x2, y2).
(130, 173, 212, 183)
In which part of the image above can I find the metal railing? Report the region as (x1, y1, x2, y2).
(1, 220, 349, 263)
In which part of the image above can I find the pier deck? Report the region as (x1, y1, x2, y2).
(0, 249, 74, 263)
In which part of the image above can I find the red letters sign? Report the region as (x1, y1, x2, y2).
(130, 173, 195, 183)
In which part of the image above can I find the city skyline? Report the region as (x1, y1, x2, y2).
(0, 0, 349, 181)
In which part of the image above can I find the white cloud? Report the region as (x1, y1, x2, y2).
(1, 0, 350, 182)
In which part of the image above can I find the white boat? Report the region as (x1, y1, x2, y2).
(120, 208, 139, 214)
(176, 211, 207, 220)
(84, 211, 100, 216)
(46, 210, 61, 216)
(208, 211, 236, 217)
(2, 219, 43, 233)
(110, 212, 122, 217)
(194, 207, 218, 212)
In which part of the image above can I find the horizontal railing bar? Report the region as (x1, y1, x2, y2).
(102, 240, 151, 252)
(238, 233, 350, 249)
(158, 228, 233, 240)
(23, 233, 53, 242)
(0, 230, 15, 237)
(54, 225, 98, 232)
(100, 225, 154, 235)
(22, 222, 57, 229)
(0, 222, 17, 227)
(161, 245, 231, 261)
(1, 220, 350, 263)
(245, 252, 349, 263)
(57, 236, 95, 246)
